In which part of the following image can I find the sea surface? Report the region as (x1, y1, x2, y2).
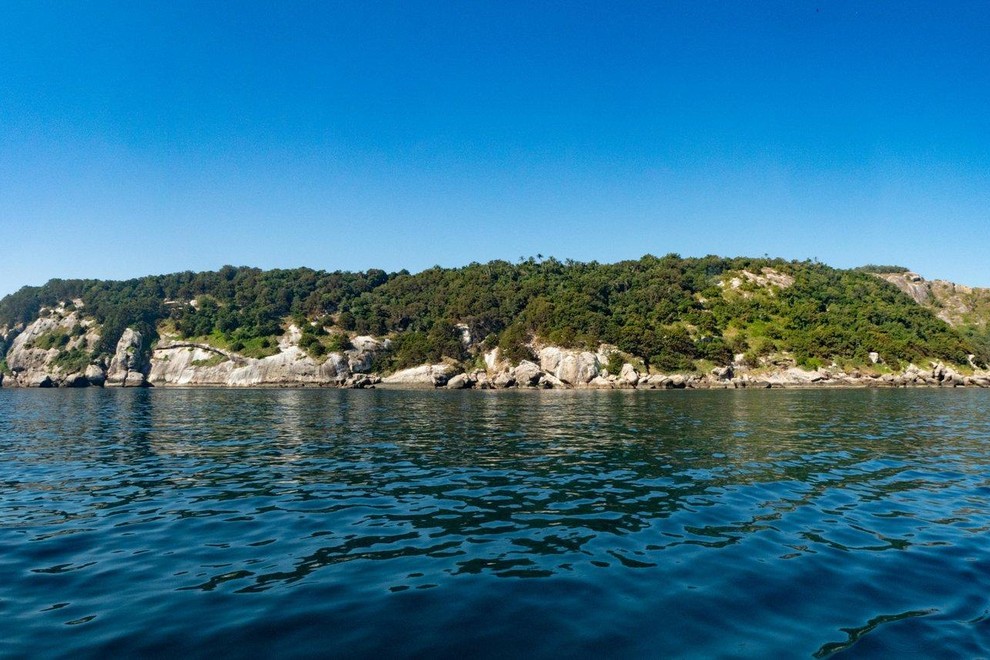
(3, 388, 990, 658)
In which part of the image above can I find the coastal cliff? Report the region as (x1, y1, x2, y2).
(4, 304, 986, 389)
(2, 256, 989, 389)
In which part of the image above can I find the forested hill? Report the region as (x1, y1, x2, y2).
(2, 255, 988, 373)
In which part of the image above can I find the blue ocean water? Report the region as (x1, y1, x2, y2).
(2, 388, 990, 658)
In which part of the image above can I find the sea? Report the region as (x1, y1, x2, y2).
(3, 388, 990, 658)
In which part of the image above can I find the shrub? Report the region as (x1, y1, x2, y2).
(605, 352, 624, 375)
(325, 332, 351, 352)
(651, 352, 696, 373)
(498, 323, 534, 364)
(53, 347, 91, 373)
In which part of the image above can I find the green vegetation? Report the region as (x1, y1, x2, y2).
(1, 256, 987, 372)
(52, 347, 92, 374)
(184, 332, 279, 359)
(853, 265, 911, 274)
(191, 353, 228, 367)
(33, 328, 72, 350)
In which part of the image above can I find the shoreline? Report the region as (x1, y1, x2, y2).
(3, 376, 988, 391)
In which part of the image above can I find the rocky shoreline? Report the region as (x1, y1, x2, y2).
(3, 302, 989, 391)
(373, 358, 990, 391)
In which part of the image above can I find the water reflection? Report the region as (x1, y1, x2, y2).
(3, 388, 990, 657)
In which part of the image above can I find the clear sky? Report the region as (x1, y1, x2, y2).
(2, 1, 988, 296)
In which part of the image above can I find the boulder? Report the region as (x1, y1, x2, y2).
(647, 374, 672, 389)
(471, 371, 492, 389)
(346, 374, 373, 389)
(619, 363, 640, 386)
(711, 365, 734, 380)
(538, 347, 600, 385)
(493, 371, 516, 388)
(538, 347, 564, 373)
(62, 372, 91, 387)
(512, 360, 543, 386)
(85, 364, 106, 386)
(587, 375, 613, 389)
(446, 373, 471, 389)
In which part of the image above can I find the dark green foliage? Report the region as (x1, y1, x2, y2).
(853, 265, 911, 274)
(388, 332, 433, 369)
(324, 332, 351, 352)
(0, 256, 983, 370)
(605, 352, 624, 375)
(298, 332, 328, 359)
(380, 322, 466, 370)
(696, 336, 732, 365)
(498, 323, 535, 364)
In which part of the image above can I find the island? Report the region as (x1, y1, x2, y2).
(2, 255, 988, 390)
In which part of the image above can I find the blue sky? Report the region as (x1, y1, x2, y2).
(1, 1, 988, 296)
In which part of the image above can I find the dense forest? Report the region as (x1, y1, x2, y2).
(1, 255, 987, 373)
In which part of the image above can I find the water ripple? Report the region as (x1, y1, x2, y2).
(3, 388, 990, 657)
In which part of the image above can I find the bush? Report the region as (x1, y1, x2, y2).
(651, 352, 696, 373)
(325, 332, 351, 352)
(498, 323, 534, 364)
(696, 337, 732, 365)
(605, 352, 624, 375)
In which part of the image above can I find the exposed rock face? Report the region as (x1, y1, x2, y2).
(877, 272, 990, 327)
(106, 329, 146, 387)
(148, 342, 349, 386)
(538, 347, 600, 385)
(484, 348, 507, 373)
(347, 352, 373, 373)
(721, 268, 795, 296)
(382, 363, 456, 386)
(351, 336, 389, 353)
(5, 307, 102, 387)
(878, 272, 933, 306)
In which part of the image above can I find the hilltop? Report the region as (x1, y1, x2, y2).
(1, 255, 989, 389)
